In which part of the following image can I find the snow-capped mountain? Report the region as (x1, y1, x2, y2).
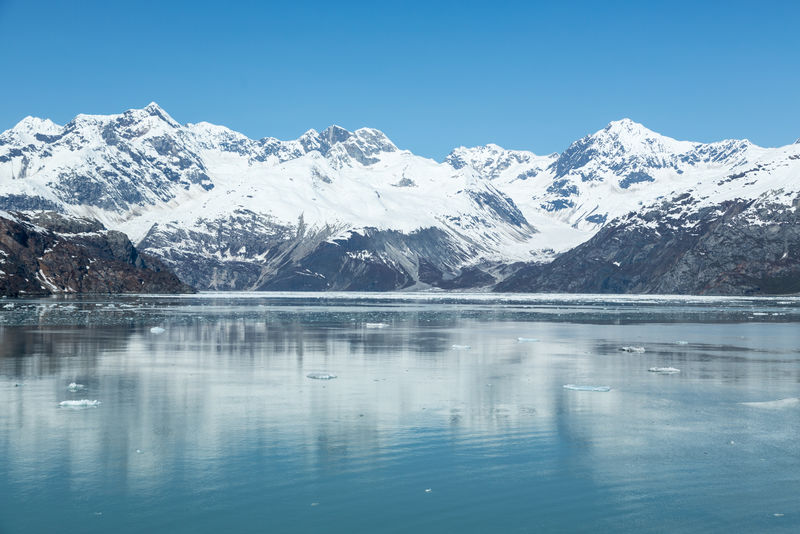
(1, 103, 798, 293)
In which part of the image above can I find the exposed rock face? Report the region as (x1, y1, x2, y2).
(140, 217, 502, 291)
(0, 211, 193, 297)
(496, 197, 800, 295)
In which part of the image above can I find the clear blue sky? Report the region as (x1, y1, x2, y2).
(1, 0, 798, 159)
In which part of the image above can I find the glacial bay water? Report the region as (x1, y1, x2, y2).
(1, 292, 799, 533)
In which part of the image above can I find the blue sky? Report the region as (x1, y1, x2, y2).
(1, 0, 798, 159)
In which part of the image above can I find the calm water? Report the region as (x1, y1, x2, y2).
(1, 293, 799, 533)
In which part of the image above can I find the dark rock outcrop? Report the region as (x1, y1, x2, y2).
(0, 211, 194, 297)
(496, 198, 800, 295)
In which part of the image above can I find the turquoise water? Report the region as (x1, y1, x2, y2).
(1, 293, 799, 533)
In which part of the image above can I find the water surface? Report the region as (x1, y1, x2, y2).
(1, 293, 799, 533)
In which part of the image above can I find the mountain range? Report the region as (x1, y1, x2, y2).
(1, 103, 798, 294)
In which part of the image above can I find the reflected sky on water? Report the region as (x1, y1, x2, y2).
(1, 293, 799, 533)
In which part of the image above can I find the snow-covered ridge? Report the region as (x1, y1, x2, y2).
(0, 103, 798, 291)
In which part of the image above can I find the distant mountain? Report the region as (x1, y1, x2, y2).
(1, 104, 798, 294)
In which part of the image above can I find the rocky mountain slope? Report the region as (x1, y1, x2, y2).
(0, 211, 192, 297)
(496, 196, 800, 295)
(0, 103, 798, 294)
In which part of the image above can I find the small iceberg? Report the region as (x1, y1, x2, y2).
(563, 384, 611, 392)
(517, 337, 539, 342)
(620, 346, 646, 353)
(365, 322, 387, 329)
(451, 344, 471, 350)
(67, 382, 86, 391)
(150, 327, 166, 334)
(675, 340, 689, 345)
(740, 398, 800, 409)
(59, 399, 101, 408)
(649, 367, 681, 374)
(307, 372, 337, 380)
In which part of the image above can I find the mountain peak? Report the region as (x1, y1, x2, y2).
(601, 118, 658, 139)
(140, 102, 180, 127)
(320, 125, 352, 145)
(12, 115, 62, 135)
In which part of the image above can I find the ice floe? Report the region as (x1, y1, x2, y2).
(563, 384, 611, 392)
(149, 326, 166, 334)
(59, 399, 101, 408)
(648, 367, 680, 374)
(365, 322, 388, 329)
(740, 398, 800, 409)
(451, 344, 471, 350)
(67, 382, 87, 391)
(307, 372, 337, 380)
(675, 340, 689, 345)
(620, 346, 646, 353)
(517, 337, 539, 342)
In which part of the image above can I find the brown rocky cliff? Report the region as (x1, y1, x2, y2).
(0, 211, 194, 297)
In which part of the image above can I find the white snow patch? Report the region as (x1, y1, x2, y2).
(620, 346, 646, 353)
(740, 398, 800, 409)
(59, 399, 101, 408)
(563, 384, 611, 392)
(307, 372, 337, 380)
(648, 367, 680, 374)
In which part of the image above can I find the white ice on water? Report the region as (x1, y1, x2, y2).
(67, 382, 86, 391)
(648, 367, 681, 374)
(59, 399, 101, 408)
(306, 372, 337, 380)
(740, 398, 800, 409)
(451, 344, 471, 350)
(620, 346, 646, 353)
(150, 327, 166, 334)
(563, 384, 612, 392)
(517, 337, 539, 342)
(365, 322, 388, 329)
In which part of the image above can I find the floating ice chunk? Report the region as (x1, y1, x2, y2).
(451, 344, 471, 350)
(365, 322, 387, 329)
(620, 346, 646, 353)
(150, 327, 166, 334)
(59, 399, 101, 408)
(425, 488, 432, 493)
(740, 398, 800, 409)
(517, 337, 539, 342)
(675, 340, 689, 345)
(563, 384, 611, 392)
(649, 367, 680, 374)
(307, 372, 337, 380)
(67, 382, 86, 391)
